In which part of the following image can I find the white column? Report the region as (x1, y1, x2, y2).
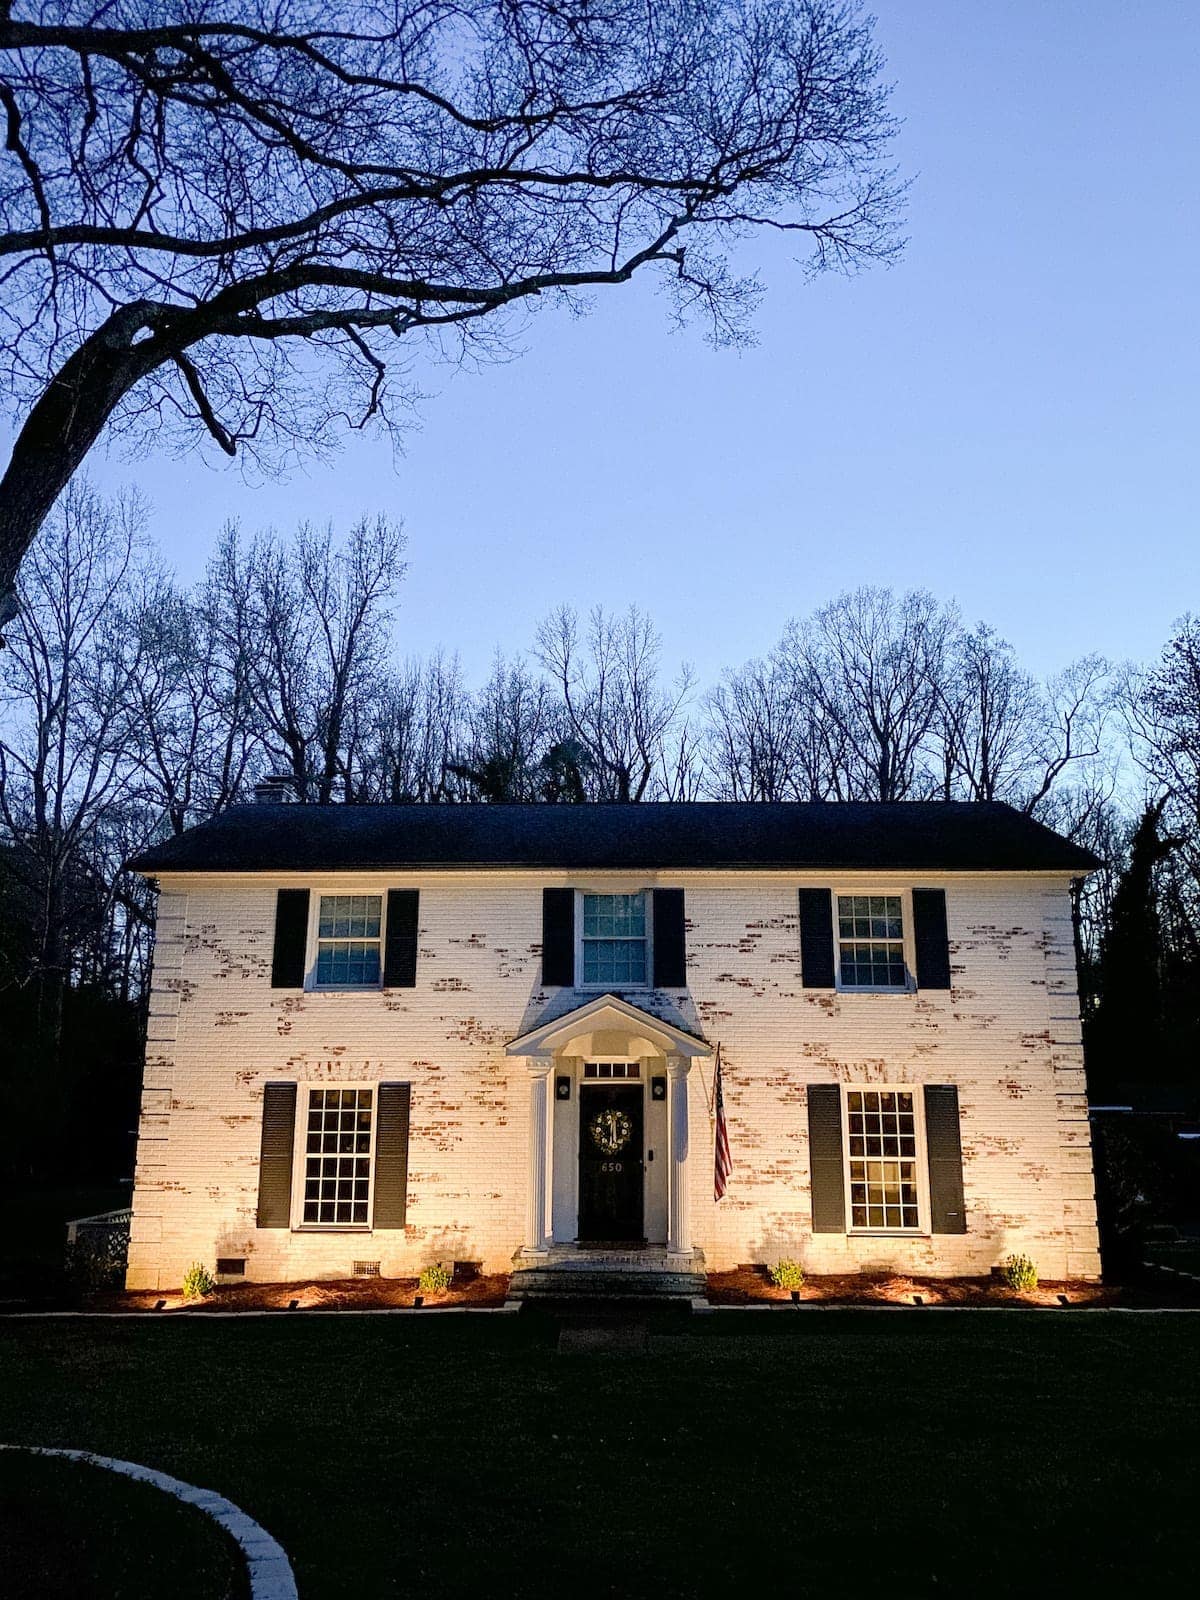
(521, 1056, 552, 1258)
(666, 1053, 693, 1261)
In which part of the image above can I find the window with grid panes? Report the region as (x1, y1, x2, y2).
(315, 894, 382, 987)
(581, 893, 647, 985)
(837, 894, 907, 988)
(303, 1088, 373, 1224)
(846, 1089, 920, 1230)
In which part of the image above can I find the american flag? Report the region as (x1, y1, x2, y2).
(713, 1044, 733, 1201)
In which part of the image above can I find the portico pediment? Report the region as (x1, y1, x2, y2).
(505, 992, 712, 1063)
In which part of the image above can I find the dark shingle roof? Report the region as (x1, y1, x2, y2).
(130, 801, 1099, 876)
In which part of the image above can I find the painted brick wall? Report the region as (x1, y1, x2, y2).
(127, 870, 1101, 1289)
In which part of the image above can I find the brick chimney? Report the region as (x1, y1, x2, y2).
(253, 774, 300, 804)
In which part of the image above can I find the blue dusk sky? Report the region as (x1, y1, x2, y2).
(24, 0, 1200, 687)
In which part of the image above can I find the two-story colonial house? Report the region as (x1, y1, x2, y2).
(125, 800, 1102, 1294)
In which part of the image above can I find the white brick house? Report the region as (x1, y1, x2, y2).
(126, 801, 1102, 1292)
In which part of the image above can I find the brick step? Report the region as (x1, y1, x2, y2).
(509, 1267, 705, 1301)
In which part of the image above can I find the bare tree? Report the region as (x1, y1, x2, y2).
(0, 481, 159, 1049)
(1124, 615, 1200, 929)
(536, 604, 694, 801)
(353, 652, 468, 803)
(934, 624, 1110, 814)
(0, 0, 903, 631)
(212, 515, 407, 801)
(779, 588, 956, 801)
(450, 654, 553, 802)
(704, 650, 847, 801)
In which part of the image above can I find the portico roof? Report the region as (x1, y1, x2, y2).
(505, 992, 712, 1061)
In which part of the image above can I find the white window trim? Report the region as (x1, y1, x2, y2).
(841, 1082, 929, 1236)
(832, 887, 916, 994)
(304, 888, 387, 993)
(575, 888, 654, 991)
(291, 1081, 378, 1232)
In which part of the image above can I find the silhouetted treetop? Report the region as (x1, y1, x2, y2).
(0, 0, 904, 628)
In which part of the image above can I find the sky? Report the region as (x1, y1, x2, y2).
(20, 0, 1200, 689)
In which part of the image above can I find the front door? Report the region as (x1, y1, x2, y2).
(578, 1084, 644, 1243)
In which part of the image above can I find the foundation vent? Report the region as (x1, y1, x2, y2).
(352, 1260, 381, 1278)
(215, 1258, 245, 1277)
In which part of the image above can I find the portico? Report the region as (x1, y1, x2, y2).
(505, 994, 712, 1275)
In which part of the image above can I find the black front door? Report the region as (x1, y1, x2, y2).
(578, 1084, 644, 1243)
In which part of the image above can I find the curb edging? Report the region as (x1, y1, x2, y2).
(0, 1444, 297, 1599)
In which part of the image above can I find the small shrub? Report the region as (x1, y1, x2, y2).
(181, 1262, 216, 1300)
(418, 1262, 452, 1295)
(769, 1260, 805, 1291)
(1002, 1253, 1038, 1292)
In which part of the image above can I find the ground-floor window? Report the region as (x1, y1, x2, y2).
(303, 1087, 374, 1224)
(846, 1088, 920, 1230)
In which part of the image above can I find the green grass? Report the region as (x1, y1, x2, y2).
(0, 1450, 248, 1599)
(0, 1312, 1197, 1597)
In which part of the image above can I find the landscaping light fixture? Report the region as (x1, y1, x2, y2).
(288, 1298, 299, 1311)
(154, 1299, 166, 1311)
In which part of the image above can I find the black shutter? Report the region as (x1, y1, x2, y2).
(373, 1082, 412, 1229)
(912, 888, 952, 990)
(383, 889, 419, 987)
(270, 888, 309, 988)
(652, 889, 687, 987)
(256, 1082, 297, 1228)
(799, 888, 836, 989)
(924, 1084, 967, 1234)
(807, 1084, 846, 1233)
(542, 888, 575, 986)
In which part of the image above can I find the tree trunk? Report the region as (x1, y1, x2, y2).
(0, 305, 162, 630)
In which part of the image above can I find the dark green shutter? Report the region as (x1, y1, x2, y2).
(912, 888, 952, 990)
(799, 888, 836, 989)
(542, 888, 575, 985)
(807, 1084, 846, 1232)
(652, 889, 687, 987)
(270, 888, 309, 988)
(373, 1083, 412, 1229)
(924, 1084, 967, 1233)
(256, 1082, 297, 1228)
(383, 889, 419, 987)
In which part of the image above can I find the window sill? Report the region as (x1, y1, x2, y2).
(305, 985, 384, 995)
(835, 985, 914, 996)
(292, 1225, 373, 1234)
(846, 1229, 928, 1239)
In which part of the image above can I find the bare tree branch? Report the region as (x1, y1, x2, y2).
(0, 0, 903, 630)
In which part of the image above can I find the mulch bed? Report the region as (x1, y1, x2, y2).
(705, 1265, 1118, 1308)
(85, 1272, 512, 1314)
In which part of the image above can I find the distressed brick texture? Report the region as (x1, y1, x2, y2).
(127, 872, 1101, 1289)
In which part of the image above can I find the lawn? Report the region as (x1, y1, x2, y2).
(0, 1450, 248, 1600)
(1, 1311, 1197, 1597)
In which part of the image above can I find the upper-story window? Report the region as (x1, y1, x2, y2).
(316, 894, 383, 987)
(581, 892, 648, 986)
(837, 894, 907, 989)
